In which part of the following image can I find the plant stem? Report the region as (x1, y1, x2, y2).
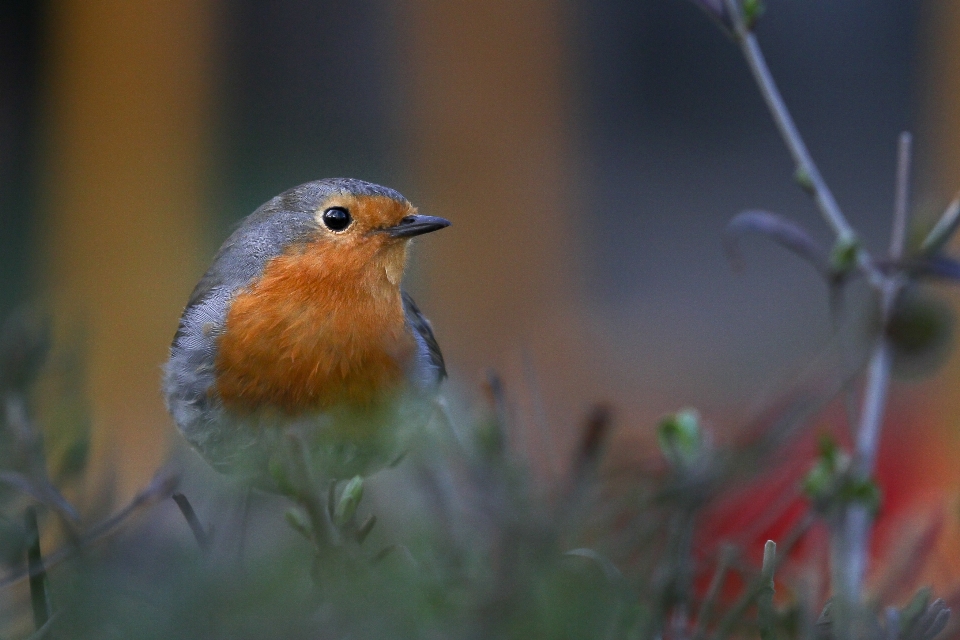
(692, 545, 736, 640)
(758, 541, 777, 640)
(25, 507, 51, 630)
(831, 338, 890, 625)
(0, 471, 178, 590)
(721, 0, 849, 242)
(723, 0, 913, 616)
(835, 132, 912, 605)
(890, 132, 912, 261)
(830, 146, 914, 632)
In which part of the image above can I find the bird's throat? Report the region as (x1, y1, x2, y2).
(214, 240, 415, 415)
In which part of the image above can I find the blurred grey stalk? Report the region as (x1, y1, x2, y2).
(712, 0, 936, 630)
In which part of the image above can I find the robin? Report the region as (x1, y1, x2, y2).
(163, 178, 450, 487)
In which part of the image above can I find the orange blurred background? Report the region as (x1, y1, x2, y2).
(1, 0, 959, 552)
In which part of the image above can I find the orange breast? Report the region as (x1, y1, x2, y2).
(213, 238, 415, 415)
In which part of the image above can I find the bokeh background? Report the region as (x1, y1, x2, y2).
(1, 0, 959, 536)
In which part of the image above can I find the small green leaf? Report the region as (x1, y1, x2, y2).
(802, 437, 850, 503)
(840, 478, 882, 515)
(333, 475, 364, 527)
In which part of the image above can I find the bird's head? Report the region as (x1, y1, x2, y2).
(291, 179, 450, 286)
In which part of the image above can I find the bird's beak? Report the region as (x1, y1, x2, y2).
(385, 214, 451, 238)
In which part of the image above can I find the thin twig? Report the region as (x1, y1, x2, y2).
(172, 492, 211, 553)
(0, 471, 80, 522)
(890, 132, 913, 261)
(722, 0, 850, 243)
(693, 545, 737, 640)
(919, 192, 960, 255)
(712, 513, 814, 640)
(722, 0, 907, 616)
(852, 338, 893, 480)
(25, 506, 51, 630)
(834, 134, 914, 605)
(0, 471, 178, 590)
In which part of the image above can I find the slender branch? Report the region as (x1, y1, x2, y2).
(720, 0, 910, 615)
(0, 471, 79, 523)
(712, 513, 814, 640)
(25, 507, 51, 630)
(722, 0, 852, 242)
(172, 492, 211, 553)
(852, 338, 893, 478)
(0, 472, 178, 590)
(833, 132, 914, 605)
(890, 132, 913, 261)
(692, 545, 737, 640)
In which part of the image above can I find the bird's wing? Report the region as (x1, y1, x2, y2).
(402, 292, 447, 383)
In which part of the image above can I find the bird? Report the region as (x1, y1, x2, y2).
(163, 178, 450, 488)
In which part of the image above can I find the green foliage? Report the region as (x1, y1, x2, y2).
(803, 437, 881, 516)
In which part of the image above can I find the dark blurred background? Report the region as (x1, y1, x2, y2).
(1, 0, 959, 501)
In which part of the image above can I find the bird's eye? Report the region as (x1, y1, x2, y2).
(322, 207, 352, 232)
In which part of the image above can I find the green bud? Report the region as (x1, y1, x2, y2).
(793, 167, 814, 195)
(334, 475, 364, 527)
(742, 0, 765, 30)
(658, 409, 703, 466)
(887, 287, 954, 379)
(840, 478, 881, 515)
(801, 462, 832, 500)
(816, 434, 840, 465)
(829, 236, 860, 275)
(802, 436, 849, 502)
(803, 437, 881, 514)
